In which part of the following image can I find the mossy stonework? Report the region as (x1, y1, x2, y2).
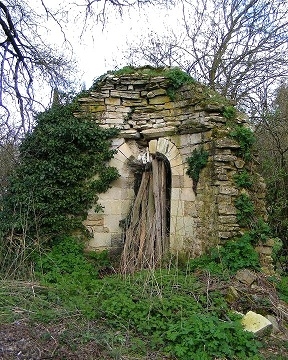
(76, 67, 267, 258)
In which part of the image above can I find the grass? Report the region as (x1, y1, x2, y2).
(1, 266, 287, 360)
(1, 236, 288, 359)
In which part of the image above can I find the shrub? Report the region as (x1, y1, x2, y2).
(235, 193, 255, 227)
(222, 105, 237, 120)
(234, 170, 253, 188)
(0, 103, 119, 245)
(230, 125, 256, 161)
(35, 236, 106, 286)
(189, 233, 260, 275)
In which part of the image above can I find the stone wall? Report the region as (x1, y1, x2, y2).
(76, 69, 267, 257)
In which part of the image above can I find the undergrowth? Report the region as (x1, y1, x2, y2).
(1, 266, 262, 360)
(0, 234, 268, 359)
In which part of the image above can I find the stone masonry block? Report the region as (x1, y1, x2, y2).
(170, 199, 184, 216)
(89, 233, 112, 249)
(105, 201, 122, 215)
(172, 175, 184, 188)
(219, 185, 238, 196)
(149, 95, 171, 105)
(218, 203, 237, 215)
(105, 214, 121, 232)
(171, 163, 184, 176)
(255, 246, 273, 255)
(242, 311, 272, 337)
(170, 154, 183, 168)
(83, 214, 104, 226)
(180, 187, 195, 202)
(157, 137, 170, 155)
(149, 139, 158, 154)
(105, 97, 121, 106)
(218, 215, 237, 224)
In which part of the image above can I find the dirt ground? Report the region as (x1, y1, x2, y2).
(1, 319, 288, 360)
(0, 321, 104, 360)
(1, 271, 288, 359)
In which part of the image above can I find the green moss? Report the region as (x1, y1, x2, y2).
(93, 66, 195, 100)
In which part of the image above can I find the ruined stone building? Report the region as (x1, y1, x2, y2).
(76, 67, 269, 270)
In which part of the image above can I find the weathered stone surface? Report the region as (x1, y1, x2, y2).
(120, 129, 141, 139)
(141, 126, 176, 139)
(105, 97, 121, 105)
(241, 311, 272, 337)
(146, 89, 167, 98)
(218, 204, 237, 215)
(226, 286, 239, 304)
(148, 139, 158, 154)
(265, 315, 280, 334)
(218, 215, 237, 224)
(149, 95, 171, 104)
(214, 154, 238, 162)
(77, 70, 267, 262)
(235, 269, 257, 286)
(215, 138, 240, 148)
(122, 99, 148, 106)
(255, 245, 273, 255)
(219, 185, 238, 196)
(234, 159, 245, 169)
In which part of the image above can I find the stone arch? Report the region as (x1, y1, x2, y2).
(148, 137, 195, 253)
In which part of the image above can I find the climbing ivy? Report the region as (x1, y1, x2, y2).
(186, 147, 209, 192)
(0, 101, 119, 246)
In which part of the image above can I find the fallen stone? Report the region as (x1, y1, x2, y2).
(235, 269, 257, 286)
(265, 314, 280, 334)
(226, 286, 239, 304)
(242, 311, 272, 337)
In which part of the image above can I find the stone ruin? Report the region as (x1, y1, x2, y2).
(75, 68, 271, 270)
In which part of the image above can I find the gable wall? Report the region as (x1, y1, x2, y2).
(77, 73, 267, 257)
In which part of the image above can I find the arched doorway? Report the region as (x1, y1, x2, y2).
(121, 152, 171, 273)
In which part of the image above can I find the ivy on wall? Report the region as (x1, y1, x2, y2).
(0, 101, 119, 246)
(230, 125, 255, 161)
(186, 146, 209, 192)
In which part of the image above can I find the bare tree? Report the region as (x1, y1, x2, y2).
(0, 0, 80, 141)
(255, 84, 288, 245)
(125, 0, 288, 117)
(0, 0, 173, 141)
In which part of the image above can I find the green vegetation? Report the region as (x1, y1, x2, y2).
(94, 66, 195, 100)
(230, 125, 256, 161)
(186, 146, 209, 191)
(1, 238, 263, 359)
(234, 170, 253, 188)
(165, 67, 195, 100)
(235, 193, 255, 227)
(189, 232, 260, 275)
(0, 100, 119, 277)
(222, 105, 237, 120)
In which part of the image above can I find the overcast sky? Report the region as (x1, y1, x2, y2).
(39, 0, 182, 89)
